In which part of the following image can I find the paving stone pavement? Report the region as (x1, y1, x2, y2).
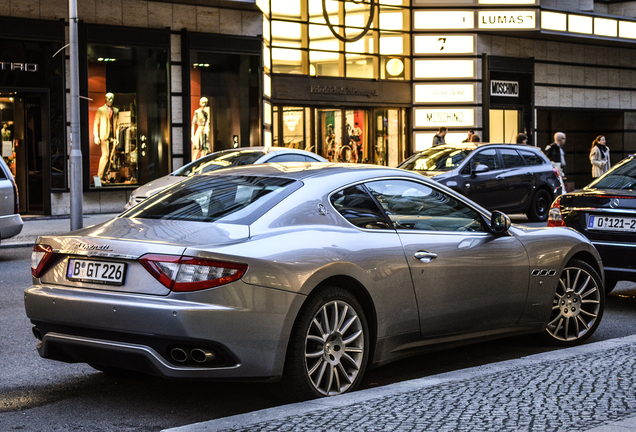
(165, 336, 636, 432)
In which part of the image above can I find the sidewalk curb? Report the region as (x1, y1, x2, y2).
(163, 335, 636, 432)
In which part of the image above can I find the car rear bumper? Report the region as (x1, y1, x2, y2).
(0, 213, 23, 239)
(592, 240, 636, 282)
(24, 282, 305, 379)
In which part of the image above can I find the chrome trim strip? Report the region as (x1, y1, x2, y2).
(592, 240, 636, 248)
(54, 249, 140, 260)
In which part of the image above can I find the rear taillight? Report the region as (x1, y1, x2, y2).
(11, 179, 18, 214)
(547, 196, 566, 227)
(31, 244, 54, 278)
(552, 167, 562, 180)
(139, 254, 248, 292)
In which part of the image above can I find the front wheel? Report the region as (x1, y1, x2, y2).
(541, 259, 604, 347)
(278, 286, 369, 401)
(526, 189, 552, 222)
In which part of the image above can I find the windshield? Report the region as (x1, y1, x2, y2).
(399, 147, 474, 172)
(589, 158, 636, 190)
(173, 150, 266, 177)
(122, 174, 297, 223)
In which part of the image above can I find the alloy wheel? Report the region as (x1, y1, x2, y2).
(304, 299, 365, 396)
(546, 265, 602, 342)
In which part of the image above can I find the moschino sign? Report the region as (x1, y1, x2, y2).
(490, 80, 519, 97)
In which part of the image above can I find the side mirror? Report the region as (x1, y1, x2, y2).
(491, 210, 511, 235)
(471, 163, 489, 178)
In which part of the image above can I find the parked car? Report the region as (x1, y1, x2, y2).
(124, 146, 327, 209)
(548, 154, 636, 293)
(398, 143, 564, 221)
(0, 157, 22, 242)
(26, 163, 603, 400)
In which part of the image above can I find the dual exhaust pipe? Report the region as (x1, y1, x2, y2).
(170, 347, 216, 364)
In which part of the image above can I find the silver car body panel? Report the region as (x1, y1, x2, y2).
(25, 163, 603, 379)
(0, 157, 22, 240)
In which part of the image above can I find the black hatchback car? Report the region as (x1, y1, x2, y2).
(398, 143, 564, 221)
(548, 154, 636, 293)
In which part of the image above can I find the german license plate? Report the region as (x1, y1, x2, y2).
(588, 215, 636, 232)
(67, 259, 127, 285)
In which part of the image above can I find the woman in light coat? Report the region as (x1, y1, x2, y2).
(590, 135, 611, 178)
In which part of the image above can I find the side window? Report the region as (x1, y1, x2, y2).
(460, 148, 500, 175)
(304, 155, 322, 162)
(518, 149, 545, 166)
(0, 163, 7, 180)
(365, 179, 486, 232)
(500, 149, 525, 168)
(268, 154, 308, 163)
(330, 185, 392, 230)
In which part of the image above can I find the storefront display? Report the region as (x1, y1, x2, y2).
(86, 42, 169, 188)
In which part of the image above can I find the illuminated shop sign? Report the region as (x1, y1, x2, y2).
(490, 80, 519, 97)
(310, 85, 378, 98)
(413, 11, 474, 30)
(414, 59, 474, 79)
(414, 84, 475, 103)
(478, 11, 536, 29)
(414, 108, 475, 127)
(0, 62, 38, 72)
(413, 35, 475, 54)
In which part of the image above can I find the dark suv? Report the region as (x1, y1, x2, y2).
(398, 143, 564, 221)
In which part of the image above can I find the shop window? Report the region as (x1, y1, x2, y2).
(190, 51, 261, 157)
(489, 109, 519, 143)
(87, 44, 169, 188)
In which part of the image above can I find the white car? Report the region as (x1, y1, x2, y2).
(0, 157, 22, 242)
(125, 147, 327, 209)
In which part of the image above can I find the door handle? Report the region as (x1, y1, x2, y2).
(495, 176, 504, 181)
(414, 251, 437, 263)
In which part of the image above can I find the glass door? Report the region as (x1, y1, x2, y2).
(318, 108, 342, 162)
(374, 108, 406, 167)
(489, 109, 519, 144)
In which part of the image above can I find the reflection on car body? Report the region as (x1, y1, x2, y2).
(0, 156, 22, 242)
(26, 163, 603, 401)
(548, 154, 636, 293)
(398, 143, 564, 221)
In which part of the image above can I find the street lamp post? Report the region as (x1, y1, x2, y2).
(69, 0, 83, 230)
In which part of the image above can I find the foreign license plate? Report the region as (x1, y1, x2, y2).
(67, 258, 127, 285)
(588, 215, 636, 232)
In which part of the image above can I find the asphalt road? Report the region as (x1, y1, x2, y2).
(2, 245, 636, 431)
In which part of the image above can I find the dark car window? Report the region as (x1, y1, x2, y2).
(591, 158, 636, 190)
(500, 149, 525, 168)
(518, 149, 545, 166)
(461, 148, 500, 174)
(330, 185, 391, 230)
(365, 179, 486, 232)
(123, 175, 296, 223)
(268, 154, 309, 163)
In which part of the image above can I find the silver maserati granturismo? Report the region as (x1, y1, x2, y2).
(25, 163, 605, 400)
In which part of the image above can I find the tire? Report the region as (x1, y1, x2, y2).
(278, 286, 369, 401)
(526, 189, 552, 222)
(541, 259, 604, 347)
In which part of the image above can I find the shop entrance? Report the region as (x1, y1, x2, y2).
(0, 91, 49, 214)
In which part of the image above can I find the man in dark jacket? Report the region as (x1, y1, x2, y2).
(432, 127, 447, 146)
(544, 132, 566, 177)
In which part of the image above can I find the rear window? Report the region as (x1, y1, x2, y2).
(590, 158, 636, 190)
(122, 175, 297, 222)
(173, 150, 265, 177)
(518, 149, 545, 166)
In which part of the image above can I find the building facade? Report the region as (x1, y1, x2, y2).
(2, 0, 636, 215)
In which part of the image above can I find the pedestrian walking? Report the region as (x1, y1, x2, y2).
(544, 132, 566, 178)
(590, 135, 611, 178)
(432, 127, 447, 146)
(470, 134, 481, 143)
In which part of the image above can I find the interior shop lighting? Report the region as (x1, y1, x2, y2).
(386, 58, 404, 76)
(272, 48, 302, 62)
(479, 0, 535, 4)
(541, 11, 566, 31)
(568, 15, 592, 34)
(271, 0, 300, 17)
(380, 36, 404, 55)
(413, 35, 474, 54)
(272, 21, 302, 39)
(97, 58, 117, 62)
(594, 17, 617, 37)
(380, 12, 403, 30)
(264, 74, 271, 98)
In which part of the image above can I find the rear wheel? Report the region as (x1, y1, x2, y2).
(526, 189, 552, 222)
(278, 286, 369, 401)
(541, 259, 604, 346)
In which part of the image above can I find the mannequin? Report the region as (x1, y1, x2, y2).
(93, 92, 119, 181)
(191, 97, 211, 160)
